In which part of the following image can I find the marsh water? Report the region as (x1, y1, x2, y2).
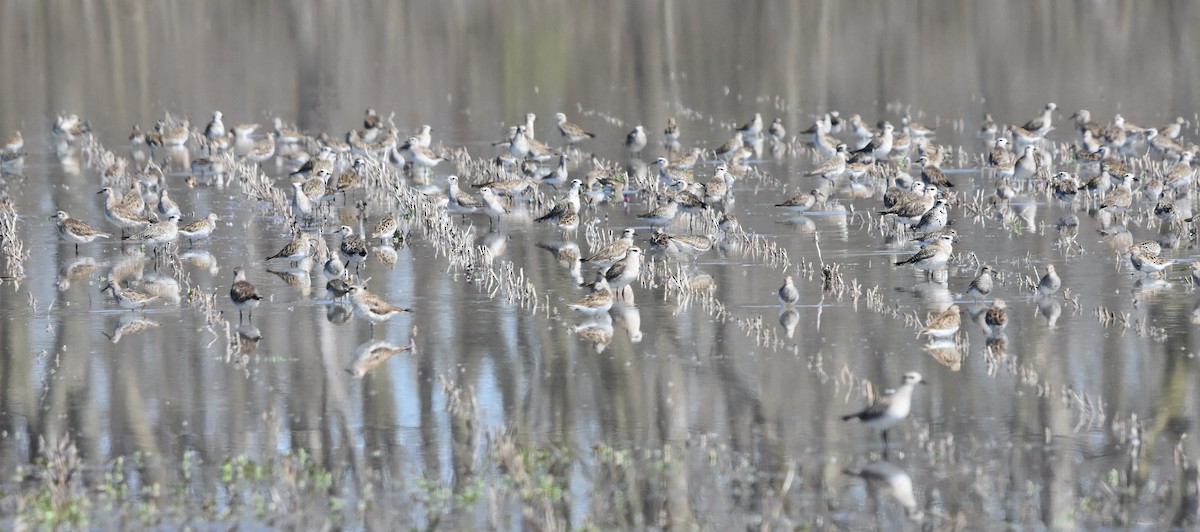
(2, 1, 1200, 529)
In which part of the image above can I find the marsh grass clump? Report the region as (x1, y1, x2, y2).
(0, 200, 27, 282)
(6, 438, 89, 529)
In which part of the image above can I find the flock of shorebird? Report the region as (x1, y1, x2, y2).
(12, 97, 1196, 444)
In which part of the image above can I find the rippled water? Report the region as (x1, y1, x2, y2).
(2, 1, 1200, 529)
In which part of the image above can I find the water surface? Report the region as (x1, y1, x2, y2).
(1, 1, 1200, 528)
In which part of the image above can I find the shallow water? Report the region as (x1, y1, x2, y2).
(2, 0, 1200, 529)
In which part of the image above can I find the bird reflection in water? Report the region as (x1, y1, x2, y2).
(348, 338, 414, 379)
(236, 325, 262, 355)
(56, 256, 99, 291)
(845, 460, 925, 522)
(102, 313, 160, 343)
(778, 308, 799, 339)
(573, 313, 614, 353)
(611, 299, 642, 343)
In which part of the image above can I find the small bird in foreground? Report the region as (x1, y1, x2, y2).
(966, 265, 994, 299)
(778, 275, 799, 306)
(101, 281, 159, 312)
(230, 266, 262, 323)
(1037, 264, 1061, 296)
(894, 234, 954, 272)
(348, 284, 411, 333)
(984, 299, 1008, 334)
(920, 305, 961, 338)
(841, 371, 926, 445)
(51, 210, 111, 254)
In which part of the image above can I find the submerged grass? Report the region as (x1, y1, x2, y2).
(2, 423, 1186, 529)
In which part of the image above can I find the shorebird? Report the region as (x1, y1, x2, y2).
(3, 130, 23, 153)
(604, 247, 643, 294)
(735, 112, 763, 137)
(233, 123, 259, 140)
(348, 284, 411, 332)
(987, 137, 1012, 168)
(118, 182, 146, 216)
(1128, 246, 1177, 276)
(1037, 264, 1061, 296)
(98, 188, 150, 238)
(414, 124, 433, 148)
(666, 233, 718, 255)
(1164, 152, 1196, 191)
(542, 153, 570, 189)
(966, 265, 994, 299)
(230, 266, 262, 323)
(447, 175, 484, 216)
(337, 225, 368, 271)
(555, 112, 595, 145)
(668, 179, 707, 213)
(776, 189, 827, 214)
(917, 156, 954, 188)
(266, 232, 314, 263)
(880, 186, 937, 222)
(778, 275, 799, 306)
(626, 125, 648, 155)
(535, 179, 582, 224)
(272, 117, 303, 144)
(902, 115, 935, 138)
(479, 187, 509, 230)
(324, 255, 347, 278)
(1021, 102, 1057, 137)
(853, 122, 895, 161)
(51, 210, 111, 254)
(178, 213, 220, 246)
(245, 133, 276, 163)
(1157, 116, 1187, 140)
(101, 281, 159, 312)
(290, 181, 313, 220)
(336, 158, 366, 198)
(663, 117, 680, 146)
(979, 113, 997, 137)
(569, 277, 614, 314)
(805, 144, 847, 179)
(636, 199, 679, 227)
(204, 111, 225, 140)
(404, 136, 444, 169)
(768, 117, 786, 141)
(583, 228, 636, 269)
(159, 120, 190, 147)
(1099, 173, 1136, 213)
(1069, 109, 1105, 140)
(910, 199, 948, 234)
(894, 234, 954, 272)
(921, 305, 961, 338)
(156, 189, 181, 219)
(123, 214, 180, 250)
(713, 132, 744, 160)
(1009, 125, 1043, 148)
(842, 372, 926, 445)
(369, 213, 399, 243)
(985, 299, 1008, 333)
(704, 165, 734, 203)
(653, 156, 686, 187)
